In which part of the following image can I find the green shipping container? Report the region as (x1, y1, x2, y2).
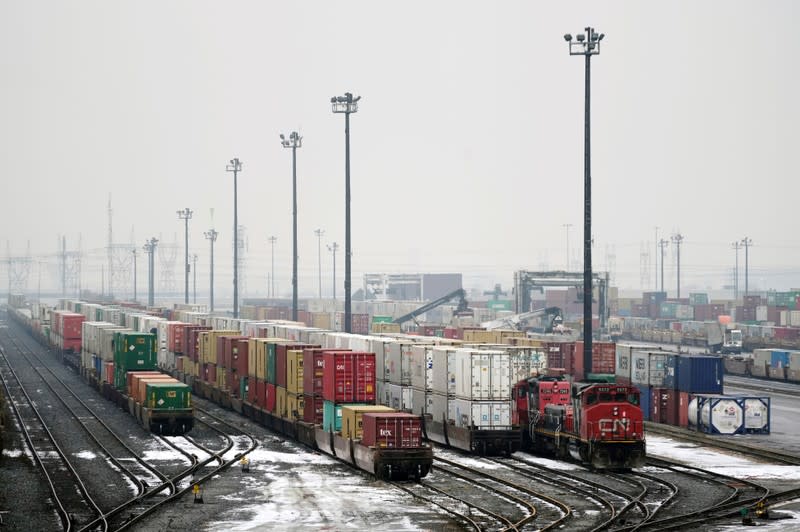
(322, 401, 369, 434)
(145, 381, 192, 410)
(371, 315, 393, 324)
(113, 332, 157, 381)
(586, 373, 616, 383)
(240, 376, 248, 399)
(266, 342, 278, 385)
(487, 300, 513, 311)
(689, 293, 708, 305)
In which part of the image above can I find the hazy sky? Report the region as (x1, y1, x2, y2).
(1, 1, 798, 302)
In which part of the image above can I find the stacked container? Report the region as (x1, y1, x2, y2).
(321, 351, 376, 433)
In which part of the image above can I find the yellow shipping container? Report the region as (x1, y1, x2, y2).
(495, 329, 525, 343)
(463, 329, 494, 344)
(201, 330, 240, 365)
(311, 312, 332, 329)
(286, 349, 304, 394)
(217, 367, 227, 390)
(276, 386, 287, 418)
(340, 405, 394, 440)
(247, 338, 256, 377)
(371, 322, 401, 334)
(286, 392, 304, 421)
(256, 307, 268, 320)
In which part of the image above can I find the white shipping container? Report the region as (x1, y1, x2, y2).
(386, 342, 414, 385)
(753, 349, 772, 367)
(99, 327, 130, 361)
(780, 310, 789, 327)
(789, 351, 800, 369)
(411, 388, 429, 416)
(631, 351, 667, 387)
(386, 383, 413, 411)
(410, 345, 434, 391)
(453, 349, 510, 400)
(431, 346, 457, 395)
(790, 311, 800, 328)
(756, 306, 768, 323)
(427, 392, 449, 424)
(449, 399, 512, 430)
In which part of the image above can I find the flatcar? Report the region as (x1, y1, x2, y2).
(514, 375, 646, 469)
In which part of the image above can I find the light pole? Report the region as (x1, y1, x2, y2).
(192, 254, 198, 304)
(268, 236, 277, 298)
(143, 237, 158, 307)
(331, 92, 360, 333)
(314, 228, 325, 298)
(732, 241, 741, 300)
(741, 237, 753, 296)
(654, 226, 659, 291)
(562, 223, 572, 270)
(281, 131, 302, 321)
(328, 242, 339, 300)
(672, 233, 683, 298)
(177, 208, 193, 304)
(564, 27, 603, 371)
(132, 248, 138, 302)
(659, 239, 669, 293)
(226, 158, 242, 318)
(204, 229, 218, 312)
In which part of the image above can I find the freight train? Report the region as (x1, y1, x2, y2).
(4, 296, 648, 473)
(5, 305, 194, 436)
(514, 375, 646, 469)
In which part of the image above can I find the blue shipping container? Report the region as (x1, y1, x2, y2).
(770, 350, 790, 369)
(637, 384, 651, 421)
(94, 354, 102, 376)
(677, 355, 723, 394)
(663, 354, 679, 390)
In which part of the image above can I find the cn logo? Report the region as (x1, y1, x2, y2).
(598, 418, 629, 434)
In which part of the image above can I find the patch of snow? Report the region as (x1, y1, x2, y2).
(511, 452, 584, 471)
(2, 448, 24, 458)
(75, 450, 97, 460)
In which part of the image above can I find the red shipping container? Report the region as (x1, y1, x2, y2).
(276, 344, 312, 388)
(575, 341, 616, 375)
(127, 371, 162, 396)
(297, 310, 310, 326)
(265, 383, 277, 413)
(303, 393, 324, 424)
(204, 363, 216, 383)
(176, 356, 184, 371)
(322, 351, 376, 403)
(167, 322, 187, 353)
(303, 348, 350, 396)
(361, 412, 422, 448)
(233, 339, 249, 377)
(183, 326, 211, 362)
(650, 387, 678, 425)
(255, 379, 266, 407)
(247, 377, 259, 404)
(62, 313, 85, 339)
(219, 335, 248, 369)
(678, 391, 690, 428)
(104, 362, 114, 384)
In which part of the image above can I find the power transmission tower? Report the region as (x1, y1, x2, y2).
(639, 243, 651, 289)
(157, 234, 178, 296)
(672, 233, 684, 298)
(5, 241, 32, 296)
(741, 237, 753, 296)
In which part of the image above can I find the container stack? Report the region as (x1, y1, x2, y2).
(112, 331, 157, 391)
(321, 351, 376, 433)
(51, 310, 85, 353)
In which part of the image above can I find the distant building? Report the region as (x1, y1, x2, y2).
(363, 273, 462, 301)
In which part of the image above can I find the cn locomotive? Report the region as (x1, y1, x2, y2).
(513, 375, 646, 470)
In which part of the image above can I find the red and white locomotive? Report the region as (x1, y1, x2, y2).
(513, 376, 646, 469)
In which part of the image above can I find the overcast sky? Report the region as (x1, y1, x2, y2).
(1, 1, 797, 303)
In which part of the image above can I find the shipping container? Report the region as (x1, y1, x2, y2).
(677, 355, 723, 394)
(383, 383, 413, 411)
(631, 351, 668, 388)
(688, 395, 769, 435)
(637, 385, 651, 421)
(361, 412, 423, 449)
(385, 342, 414, 386)
(322, 400, 368, 434)
(340, 405, 394, 439)
(452, 349, 510, 401)
(448, 399, 512, 429)
(144, 381, 192, 410)
(650, 387, 678, 426)
(303, 393, 325, 424)
(322, 351, 376, 403)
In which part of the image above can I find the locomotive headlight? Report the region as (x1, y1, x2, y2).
(613, 407, 619, 416)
